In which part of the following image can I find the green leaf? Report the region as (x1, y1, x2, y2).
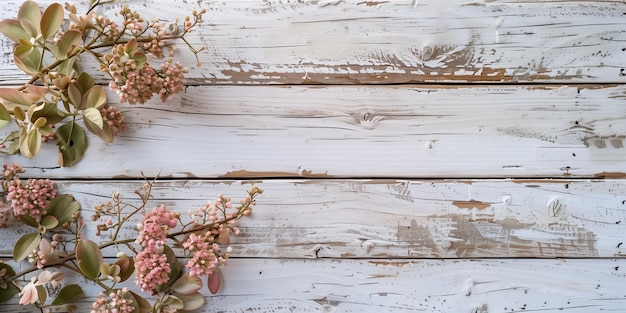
(14, 233, 40, 262)
(40, 3, 63, 40)
(33, 116, 47, 129)
(82, 86, 106, 109)
(157, 245, 182, 292)
(76, 72, 94, 92)
(58, 55, 77, 76)
(31, 102, 65, 124)
(83, 107, 103, 129)
(75, 239, 102, 279)
(44, 195, 80, 227)
(40, 215, 58, 230)
(67, 83, 82, 108)
(50, 284, 84, 306)
(58, 30, 81, 58)
(18, 1, 42, 35)
(19, 18, 38, 38)
(84, 116, 113, 143)
(0, 104, 10, 128)
(14, 45, 41, 75)
(14, 43, 34, 58)
(18, 213, 38, 228)
(0, 264, 18, 303)
(0, 19, 30, 42)
(20, 128, 41, 158)
(55, 121, 87, 167)
(36, 284, 46, 304)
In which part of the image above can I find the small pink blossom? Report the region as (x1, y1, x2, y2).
(91, 287, 134, 313)
(134, 240, 171, 294)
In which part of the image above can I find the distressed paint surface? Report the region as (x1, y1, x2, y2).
(0, 179, 624, 259)
(2, 258, 626, 312)
(0, 0, 625, 84)
(0, 0, 625, 312)
(3, 85, 626, 179)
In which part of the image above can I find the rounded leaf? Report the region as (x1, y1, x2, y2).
(40, 3, 63, 39)
(18, 1, 42, 34)
(14, 233, 41, 262)
(0, 19, 30, 43)
(50, 284, 84, 306)
(0, 264, 18, 303)
(45, 195, 80, 227)
(114, 257, 134, 283)
(207, 270, 221, 294)
(171, 274, 202, 296)
(83, 107, 103, 129)
(76, 239, 103, 279)
(55, 121, 87, 167)
(40, 215, 58, 230)
(179, 293, 205, 311)
(58, 29, 81, 58)
(82, 86, 106, 109)
(0, 104, 10, 128)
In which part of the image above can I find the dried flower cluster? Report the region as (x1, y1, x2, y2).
(0, 0, 205, 166)
(0, 164, 263, 312)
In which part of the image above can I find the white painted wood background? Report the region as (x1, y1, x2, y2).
(1, 0, 626, 312)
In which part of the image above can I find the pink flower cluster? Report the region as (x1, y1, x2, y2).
(91, 287, 134, 313)
(182, 233, 227, 277)
(106, 44, 188, 105)
(6, 178, 56, 221)
(134, 205, 178, 294)
(99, 104, 125, 138)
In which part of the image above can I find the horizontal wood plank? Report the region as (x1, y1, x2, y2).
(3, 84, 626, 179)
(1, 179, 625, 259)
(0, 0, 625, 84)
(2, 258, 626, 312)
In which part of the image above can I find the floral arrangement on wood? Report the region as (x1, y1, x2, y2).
(0, 0, 204, 166)
(0, 163, 263, 312)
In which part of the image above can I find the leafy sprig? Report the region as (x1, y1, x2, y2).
(0, 0, 205, 166)
(0, 163, 262, 312)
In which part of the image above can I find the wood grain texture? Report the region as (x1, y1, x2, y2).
(0, 0, 625, 84)
(3, 84, 626, 179)
(1, 179, 624, 259)
(2, 258, 626, 312)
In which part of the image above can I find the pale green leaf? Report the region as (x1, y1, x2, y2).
(13, 106, 26, 121)
(84, 114, 113, 143)
(55, 121, 87, 167)
(18, 1, 41, 34)
(171, 274, 202, 296)
(58, 29, 81, 58)
(31, 102, 65, 124)
(0, 104, 10, 128)
(0, 19, 30, 42)
(40, 3, 63, 39)
(19, 18, 38, 38)
(67, 83, 82, 108)
(83, 107, 103, 129)
(36, 285, 46, 304)
(82, 86, 106, 109)
(20, 128, 41, 158)
(179, 293, 205, 312)
(33, 116, 47, 129)
(13, 233, 40, 262)
(44, 195, 80, 227)
(0, 88, 41, 107)
(40, 215, 58, 230)
(76, 239, 102, 279)
(14, 45, 41, 75)
(14, 43, 33, 58)
(50, 284, 84, 306)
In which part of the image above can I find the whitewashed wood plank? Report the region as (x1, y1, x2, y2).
(2, 258, 626, 312)
(1, 179, 624, 258)
(0, 0, 625, 84)
(3, 84, 625, 178)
